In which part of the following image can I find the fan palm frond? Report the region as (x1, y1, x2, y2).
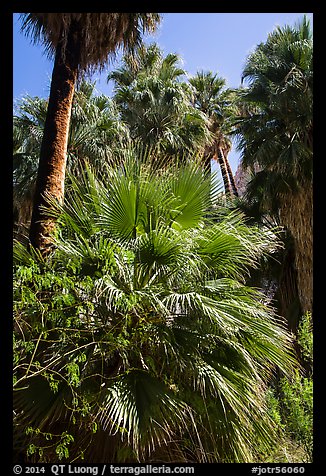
(14, 147, 297, 463)
(97, 370, 194, 458)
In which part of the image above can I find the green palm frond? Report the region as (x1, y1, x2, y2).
(97, 370, 193, 457)
(234, 15, 312, 186)
(14, 146, 297, 463)
(167, 164, 219, 230)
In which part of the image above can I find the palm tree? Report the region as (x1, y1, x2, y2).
(14, 147, 296, 463)
(20, 13, 161, 255)
(108, 44, 210, 156)
(14, 95, 47, 239)
(13, 80, 130, 240)
(108, 43, 186, 87)
(232, 16, 313, 316)
(189, 71, 238, 196)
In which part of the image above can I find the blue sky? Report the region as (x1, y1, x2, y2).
(13, 12, 313, 172)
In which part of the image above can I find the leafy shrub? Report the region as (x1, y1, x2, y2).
(278, 312, 313, 461)
(258, 312, 313, 463)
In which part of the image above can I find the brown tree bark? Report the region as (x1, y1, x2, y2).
(29, 26, 80, 255)
(223, 150, 239, 197)
(279, 184, 313, 315)
(215, 149, 232, 196)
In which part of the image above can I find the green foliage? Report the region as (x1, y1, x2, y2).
(278, 312, 313, 461)
(279, 370, 313, 461)
(13, 152, 296, 463)
(24, 428, 75, 462)
(297, 311, 313, 368)
(109, 44, 210, 155)
(234, 15, 313, 185)
(256, 312, 313, 463)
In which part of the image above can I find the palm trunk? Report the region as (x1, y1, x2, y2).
(215, 148, 232, 196)
(223, 150, 239, 197)
(29, 27, 80, 255)
(279, 184, 313, 315)
(201, 142, 213, 179)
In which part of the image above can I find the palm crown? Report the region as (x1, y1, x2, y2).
(21, 13, 161, 74)
(234, 15, 312, 186)
(108, 44, 210, 155)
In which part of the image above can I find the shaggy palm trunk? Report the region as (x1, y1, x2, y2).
(276, 244, 301, 332)
(29, 26, 80, 255)
(279, 184, 313, 315)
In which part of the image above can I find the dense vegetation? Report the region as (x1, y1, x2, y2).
(13, 14, 313, 463)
